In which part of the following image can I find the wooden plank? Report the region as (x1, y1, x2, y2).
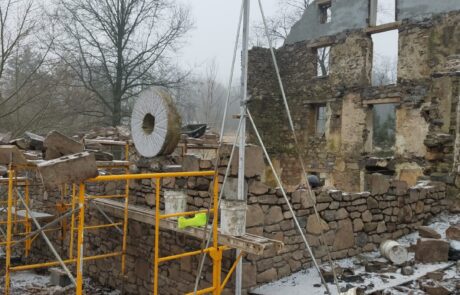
(96, 160, 130, 168)
(84, 139, 128, 146)
(93, 199, 284, 256)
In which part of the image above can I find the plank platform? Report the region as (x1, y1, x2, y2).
(93, 198, 284, 256)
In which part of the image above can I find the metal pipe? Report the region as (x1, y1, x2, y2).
(16, 189, 77, 286)
(248, 110, 332, 295)
(87, 171, 215, 182)
(9, 252, 122, 272)
(76, 183, 86, 294)
(221, 252, 243, 291)
(13, 205, 81, 246)
(153, 178, 160, 295)
(69, 184, 77, 259)
(235, 1, 250, 293)
(88, 199, 123, 235)
(4, 167, 14, 295)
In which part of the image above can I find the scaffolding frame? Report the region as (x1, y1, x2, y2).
(2, 143, 242, 295)
(2, 142, 132, 295)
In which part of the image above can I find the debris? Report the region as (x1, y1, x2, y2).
(445, 225, 460, 241)
(0, 132, 12, 145)
(44, 130, 84, 160)
(0, 145, 28, 165)
(24, 131, 44, 151)
(420, 281, 450, 295)
(418, 226, 441, 239)
(37, 152, 98, 189)
(415, 239, 450, 263)
(49, 268, 71, 287)
(401, 266, 414, 276)
(426, 271, 444, 281)
(380, 240, 408, 265)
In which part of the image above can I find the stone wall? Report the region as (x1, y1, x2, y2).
(243, 174, 447, 288)
(21, 145, 448, 294)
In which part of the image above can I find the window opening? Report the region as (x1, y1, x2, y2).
(372, 103, 396, 156)
(371, 30, 398, 86)
(316, 104, 327, 136)
(370, 0, 396, 26)
(316, 46, 330, 77)
(319, 3, 332, 24)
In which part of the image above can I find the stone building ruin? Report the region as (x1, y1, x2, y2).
(1, 1, 460, 294)
(248, 0, 460, 193)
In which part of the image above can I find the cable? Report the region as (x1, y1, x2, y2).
(248, 110, 332, 295)
(256, 0, 341, 292)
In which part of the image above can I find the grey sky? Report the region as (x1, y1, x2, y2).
(178, 0, 279, 83)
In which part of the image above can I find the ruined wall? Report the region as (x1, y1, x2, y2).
(249, 10, 460, 193)
(286, 0, 369, 44)
(21, 146, 448, 294)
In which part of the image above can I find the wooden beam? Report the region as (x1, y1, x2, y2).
(365, 21, 402, 34)
(307, 39, 335, 49)
(362, 97, 401, 105)
(93, 198, 284, 256)
(315, 0, 331, 5)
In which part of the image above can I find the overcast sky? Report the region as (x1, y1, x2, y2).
(177, 0, 279, 83)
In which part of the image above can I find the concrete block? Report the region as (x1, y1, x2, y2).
(0, 145, 28, 165)
(49, 267, 71, 287)
(37, 152, 98, 188)
(44, 131, 84, 160)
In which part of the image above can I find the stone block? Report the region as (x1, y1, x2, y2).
(44, 131, 84, 160)
(222, 177, 247, 200)
(249, 179, 269, 195)
(333, 219, 354, 251)
(264, 206, 283, 225)
(0, 145, 27, 165)
(306, 215, 329, 235)
(182, 155, 200, 171)
(353, 218, 364, 232)
(418, 226, 441, 239)
(231, 145, 265, 178)
(256, 267, 277, 283)
(415, 239, 449, 263)
(369, 173, 390, 195)
(37, 152, 98, 189)
(446, 224, 460, 241)
(49, 268, 72, 287)
(367, 197, 378, 209)
(246, 204, 264, 227)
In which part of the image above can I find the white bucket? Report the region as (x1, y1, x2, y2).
(220, 199, 247, 237)
(380, 240, 408, 265)
(164, 190, 187, 219)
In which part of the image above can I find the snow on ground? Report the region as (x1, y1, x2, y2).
(0, 271, 121, 295)
(252, 213, 460, 295)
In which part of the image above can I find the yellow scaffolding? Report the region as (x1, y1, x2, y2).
(3, 141, 243, 295)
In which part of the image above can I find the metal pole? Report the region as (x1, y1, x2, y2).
(4, 167, 14, 295)
(76, 183, 86, 294)
(16, 189, 77, 286)
(235, 0, 250, 294)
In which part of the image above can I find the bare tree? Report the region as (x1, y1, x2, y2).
(0, 0, 56, 134)
(251, 0, 313, 47)
(51, 0, 192, 126)
(174, 60, 239, 133)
